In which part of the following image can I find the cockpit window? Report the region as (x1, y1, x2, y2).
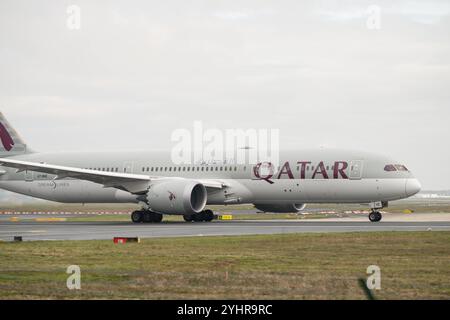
(384, 164, 397, 172)
(395, 164, 409, 171)
(384, 164, 409, 172)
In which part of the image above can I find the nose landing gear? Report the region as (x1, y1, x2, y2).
(368, 210, 382, 222)
(368, 201, 387, 222)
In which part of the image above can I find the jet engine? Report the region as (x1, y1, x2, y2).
(146, 179, 207, 215)
(254, 203, 306, 213)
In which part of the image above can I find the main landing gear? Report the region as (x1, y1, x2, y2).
(368, 201, 387, 222)
(131, 210, 163, 223)
(368, 210, 382, 222)
(183, 210, 215, 223)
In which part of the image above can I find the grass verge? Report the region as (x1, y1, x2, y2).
(0, 232, 449, 299)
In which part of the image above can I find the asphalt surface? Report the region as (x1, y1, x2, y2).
(1, 219, 450, 241)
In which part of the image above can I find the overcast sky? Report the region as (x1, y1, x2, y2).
(1, 0, 449, 190)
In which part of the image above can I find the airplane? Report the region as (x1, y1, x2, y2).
(0, 112, 421, 223)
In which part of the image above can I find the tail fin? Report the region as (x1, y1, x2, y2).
(0, 112, 32, 157)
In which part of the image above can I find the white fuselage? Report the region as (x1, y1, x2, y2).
(0, 149, 421, 209)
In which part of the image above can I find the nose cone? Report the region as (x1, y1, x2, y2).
(405, 178, 421, 197)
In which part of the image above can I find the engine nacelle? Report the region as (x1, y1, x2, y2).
(146, 179, 207, 215)
(254, 203, 306, 213)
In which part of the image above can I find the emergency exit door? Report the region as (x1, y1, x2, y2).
(349, 160, 363, 180)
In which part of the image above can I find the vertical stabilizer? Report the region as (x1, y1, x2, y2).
(0, 112, 32, 157)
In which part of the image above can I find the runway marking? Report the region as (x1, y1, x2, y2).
(1, 219, 450, 242)
(0, 230, 47, 234)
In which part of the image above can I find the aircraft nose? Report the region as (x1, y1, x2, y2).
(405, 178, 421, 197)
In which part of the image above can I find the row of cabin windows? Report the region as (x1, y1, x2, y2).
(140, 165, 340, 173)
(142, 166, 244, 173)
(81, 165, 341, 174)
(84, 167, 120, 172)
(81, 165, 350, 174)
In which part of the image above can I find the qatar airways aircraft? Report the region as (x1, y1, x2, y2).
(0, 112, 421, 223)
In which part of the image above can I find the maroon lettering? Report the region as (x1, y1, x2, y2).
(297, 161, 311, 179)
(312, 161, 329, 179)
(277, 161, 294, 179)
(253, 162, 275, 184)
(333, 161, 348, 179)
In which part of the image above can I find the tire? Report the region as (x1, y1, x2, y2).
(131, 210, 143, 223)
(369, 212, 380, 223)
(183, 215, 194, 222)
(142, 211, 163, 223)
(375, 212, 382, 222)
(142, 211, 152, 223)
(152, 213, 163, 223)
(193, 212, 204, 222)
(203, 210, 214, 222)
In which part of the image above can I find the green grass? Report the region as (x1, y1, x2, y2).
(0, 232, 449, 300)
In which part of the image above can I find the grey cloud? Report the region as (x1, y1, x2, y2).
(0, 0, 449, 189)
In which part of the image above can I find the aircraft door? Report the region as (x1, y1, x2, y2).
(349, 160, 363, 180)
(123, 162, 134, 174)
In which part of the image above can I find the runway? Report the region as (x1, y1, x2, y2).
(1, 219, 450, 241)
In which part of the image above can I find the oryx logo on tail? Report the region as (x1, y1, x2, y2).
(0, 122, 14, 151)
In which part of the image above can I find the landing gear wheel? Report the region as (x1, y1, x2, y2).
(369, 211, 382, 222)
(187, 210, 215, 222)
(143, 211, 163, 223)
(143, 211, 152, 223)
(193, 212, 204, 222)
(152, 213, 163, 223)
(203, 210, 214, 222)
(131, 210, 143, 223)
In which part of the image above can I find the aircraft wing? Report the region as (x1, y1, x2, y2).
(0, 158, 227, 194)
